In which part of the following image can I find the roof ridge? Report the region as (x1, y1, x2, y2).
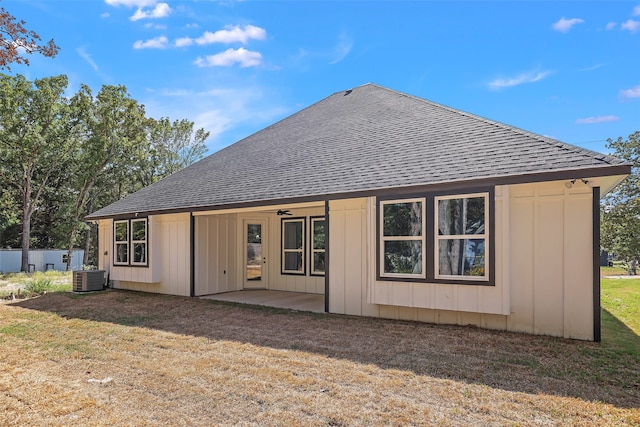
(364, 83, 626, 166)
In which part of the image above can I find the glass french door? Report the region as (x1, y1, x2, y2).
(244, 220, 267, 289)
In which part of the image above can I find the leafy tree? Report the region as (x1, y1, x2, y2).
(63, 84, 148, 270)
(0, 74, 75, 272)
(601, 131, 640, 272)
(0, 1, 59, 70)
(139, 117, 209, 186)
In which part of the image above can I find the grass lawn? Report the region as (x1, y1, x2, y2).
(0, 277, 638, 425)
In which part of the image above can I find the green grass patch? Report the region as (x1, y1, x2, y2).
(600, 265, 630, 276)
(602, 278, 640, 333)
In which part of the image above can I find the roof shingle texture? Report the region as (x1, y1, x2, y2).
(88, 83, 628, 218)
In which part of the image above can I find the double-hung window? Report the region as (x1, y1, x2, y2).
(282, 218, 306, 275)
(114, 220, 129, 266)
(435, 193, 488, 280)
(380, 198, 426, 278)
(131, 219, 148, 266)
(113, 218, 148, 267)
(378, 190, 492, 284)
(310, 216, 326, 276)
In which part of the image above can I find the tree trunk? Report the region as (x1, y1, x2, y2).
(20, 188, 32, 273)
(66, 222, 78, 271)
(20, 210, 31, 272)
(83, 223, 92, 266)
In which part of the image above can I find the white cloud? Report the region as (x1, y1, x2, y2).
(488, 70, 552, 89)
(194, 48, 262, 67)
(175, 36, 194, 48)
(552, 17, 584, 33)
(105, 0, 157, 7)
(142, 85, 288, 151)
(329, 32, 353, 64)
(133, 36, 169, 49)
(621, 19, 640, 32)
(634, 5, 640, 16)
(575, 115, 620, 124)
(606, 22, 617, 30)
(620, 85, 640, 99)
(197, 25, 266, 45)
(77, 47, 98, 71)
(130, 3, 171, 21)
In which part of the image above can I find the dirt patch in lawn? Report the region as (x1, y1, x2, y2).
(1, 290, 638, 426)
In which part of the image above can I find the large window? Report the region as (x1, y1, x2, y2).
(377, 190, 492, 284)
(310, 216, 326, 276)
(435, 194, 488, 280)
(113, 218, 148, 267)
(282, 217, 305, 275)
(380, 199, 425, 278)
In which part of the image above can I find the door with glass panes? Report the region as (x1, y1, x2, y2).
(243, 220, 267, 289)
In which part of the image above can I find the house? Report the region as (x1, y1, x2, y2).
(86, 83, 630, 341)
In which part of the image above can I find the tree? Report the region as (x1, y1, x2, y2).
(63, 84, 148, 270)
(0, 2, 59, 70)
(139, 117, 209, 186)
(0, 74, 75, 272)
(601, 131, 640, 271)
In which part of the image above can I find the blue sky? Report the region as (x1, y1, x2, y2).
(4, 0, 640, 155)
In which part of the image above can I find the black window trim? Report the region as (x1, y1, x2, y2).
(281, 216, 306, 276)
(309, 215, 326, 277)
(113, 217, 149, 268)
(376, 186, 495, 286)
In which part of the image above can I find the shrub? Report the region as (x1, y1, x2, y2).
(24, 278, 53, 295)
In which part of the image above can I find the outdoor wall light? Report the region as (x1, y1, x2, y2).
(565, 178, 590, 188)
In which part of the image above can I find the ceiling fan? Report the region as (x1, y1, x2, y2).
(276, 209, 292, 216)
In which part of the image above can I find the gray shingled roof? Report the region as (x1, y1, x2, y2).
(88, 83, 629, 219)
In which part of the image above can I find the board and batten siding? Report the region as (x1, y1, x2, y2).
(98, 213, 191, 296)
(328, 180, 597, 340)
(194, 204, 325, 296)
(194, 214, 237, 296)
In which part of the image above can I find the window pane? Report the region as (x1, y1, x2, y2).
(116, 243, 128, 263)
(438, 197, 485, 235)
(312, 220, 326, 250)
(115, 222, 128, 242)
(438, 239, 485, 276)
(284, 251, 303, 272)
(284, 221, 303, 249)
(383, 241, 422, 275)
(247, 223, 262, 280)
(313, 252, 325, 274)
(132, 243, 146, 264)
(132, 220, 146, 241)
(383, 202, 422, 236)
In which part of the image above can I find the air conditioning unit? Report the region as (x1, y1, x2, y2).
(73, 270, 106, 292)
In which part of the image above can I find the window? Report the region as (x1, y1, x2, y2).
(377, 190, 492, 284)
(435, 194, 488, 280)
(114, 220, 129, 266)
(310, 216, 326, 276)
(131, 219, 147, 266)
(282, 218, 305, 275)
(380, 199, 425, 278)
(113, 218, 148, 267)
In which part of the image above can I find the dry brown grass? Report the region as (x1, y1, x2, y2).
(1, 290, 638, 426)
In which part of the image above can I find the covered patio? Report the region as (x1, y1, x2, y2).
(201, 290, 325, 313)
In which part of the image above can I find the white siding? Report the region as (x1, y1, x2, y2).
(194, 214, 237, 296)
(330, 180, 596, 340)
(369, 190, 508, 316)
(328, 198, 378, 317)
(99, 213, 191, 296)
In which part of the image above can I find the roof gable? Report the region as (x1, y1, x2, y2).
(88, 83, 629, 219)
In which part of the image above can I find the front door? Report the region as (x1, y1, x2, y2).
(244, 220, 267, 289)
